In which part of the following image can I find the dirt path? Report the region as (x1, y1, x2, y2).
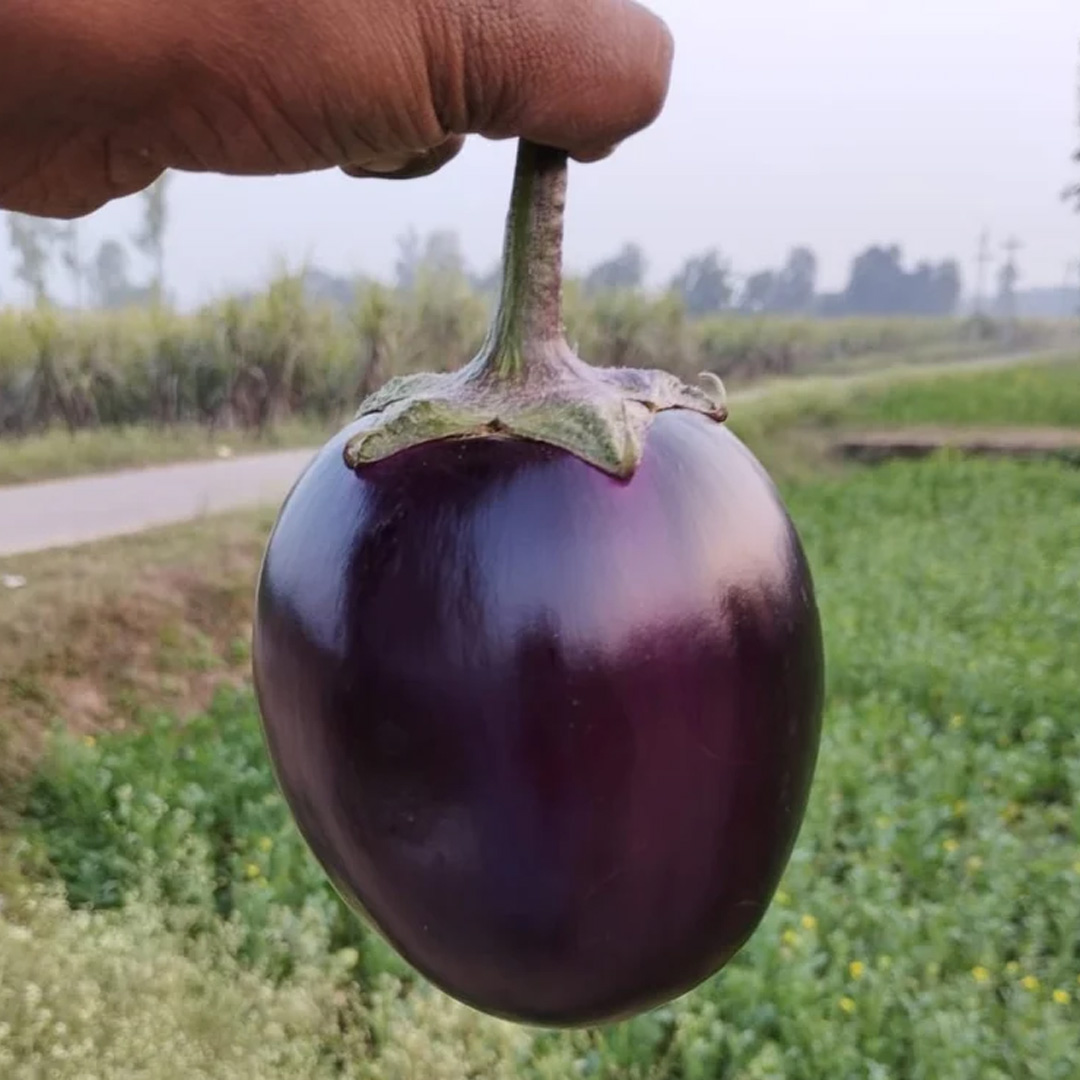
(0, 350, 1069, 559)
(836, 426, 1080, 464)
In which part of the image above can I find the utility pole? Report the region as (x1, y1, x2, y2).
(997, 237, 1023, 319)
(995, 237, 1024, 347)
(973, 229, 993, 315)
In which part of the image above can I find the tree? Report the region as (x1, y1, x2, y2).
(669, 250, 732, 316)
(735, 248, 819, 314)
(133, 173, 170, 304)
(58, 222, 86, 308)
(423, 231, 466, 279)
(395, 229, 467, 291)
(831, 245, 962, 316)
(842, 245, 907, 314)
(352, 283, 394, 399)
(394, 228, 422, 291)
(770, 247, 818, 313)
(302, 267, 369, 308)
(7, 213, 59, 305)
(931, 260, 962, 315)
(88, 239, 152, 309)
(738, 271, 777, 313)
(584, 243, 646, 295)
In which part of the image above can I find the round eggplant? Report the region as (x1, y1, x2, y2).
(253, 409, 823, 1025)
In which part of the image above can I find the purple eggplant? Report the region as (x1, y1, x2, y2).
(253, 142, 824, 1027)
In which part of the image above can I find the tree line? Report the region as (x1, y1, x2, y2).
(579, 242, 968, 318)
(4, 177, 169, 310)
(1, 195, 1037, 322)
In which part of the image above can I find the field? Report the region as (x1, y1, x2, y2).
(1, 358, 1079, 1078)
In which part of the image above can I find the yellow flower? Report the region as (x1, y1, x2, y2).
(839, 997, 856, 1015)
(258, 836, 273, 853)
(82, 735, 96, 749)
(1052, 989, 1071, 1006)
(800, 914, 818, 932)
(971, 966, 990, 984)
(775, 890, 791, 906)
(849, 961, 865, 980)
(943, 839, 960, 854)
(245, 863, 261, 880)
(950, 715, 965, 730)
(782, 930, 800, 948)
(1020, 975, 1040, 992)
(966, 856, 983, 874)
(952, 800, 968, 816)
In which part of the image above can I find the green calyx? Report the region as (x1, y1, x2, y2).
(343, 141, 728, 480)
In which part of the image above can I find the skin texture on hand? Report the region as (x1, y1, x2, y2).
(0, 0, 673, 218)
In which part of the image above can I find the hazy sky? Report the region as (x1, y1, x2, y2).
(1, 0, 1078, 307)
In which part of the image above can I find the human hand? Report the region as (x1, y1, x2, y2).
(0, 0, 673, 218)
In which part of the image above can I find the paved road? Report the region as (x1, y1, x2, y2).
(0, 350, 1070, 559)
(0, 449, 316, 558)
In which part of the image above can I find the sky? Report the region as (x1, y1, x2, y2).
(1, 0, 1078, 308)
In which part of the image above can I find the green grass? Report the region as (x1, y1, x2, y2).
(721, 352, 1080, 481)
(832, 355, 1080, 429)
(9, 454, 1079, 1078)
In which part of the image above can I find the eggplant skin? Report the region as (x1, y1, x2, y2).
(253, 409, 824, 1027)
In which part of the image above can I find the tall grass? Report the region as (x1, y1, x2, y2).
(0, 273, 1067, 438)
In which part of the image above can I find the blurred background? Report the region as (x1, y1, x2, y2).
(0, 2, 1078, 1078)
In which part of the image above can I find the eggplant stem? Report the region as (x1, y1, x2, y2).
(480, 141, 570, 379)
(344, 139, 727, 479)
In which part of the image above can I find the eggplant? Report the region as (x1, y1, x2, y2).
(253, 142, 824, 1027)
